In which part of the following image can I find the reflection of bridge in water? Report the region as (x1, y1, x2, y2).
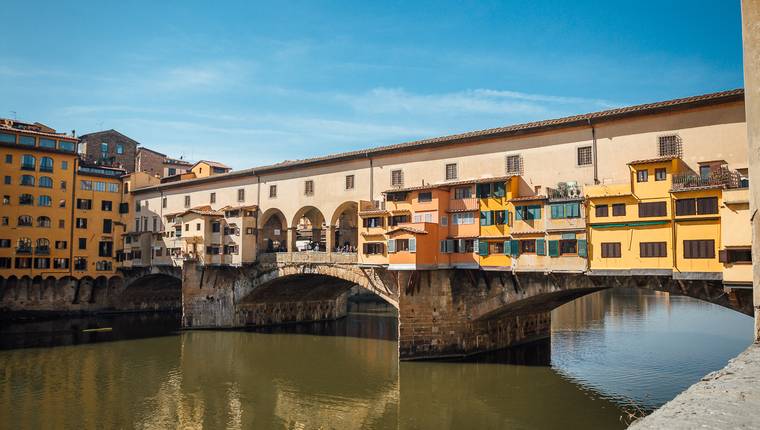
(115, 250, 755, 360)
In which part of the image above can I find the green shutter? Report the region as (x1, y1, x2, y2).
(530, 205, 542, 220)
(551, 204, 563, 219)
(476, 183, 486, 198)
(478, 240, 489, 256)
(387, 239, 396, 253)
(515, 206, 523, 220)
(536, 239, 546, 256)
(504, 210, 510, 226)
(548, 240, 560, 257)
(578, 239, 587, 258)
(511, 239, 520, 257)
(503, 240, 511, 255)
(480, 211, 488, 226)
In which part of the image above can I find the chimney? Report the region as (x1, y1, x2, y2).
(71, 129, 76, 138)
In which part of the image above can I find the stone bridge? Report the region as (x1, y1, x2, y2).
(166, 251, 754, 360)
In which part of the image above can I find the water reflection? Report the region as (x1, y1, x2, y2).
(0, 288, 754, 429)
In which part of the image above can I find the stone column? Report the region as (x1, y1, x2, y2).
(741, 0, 760, 341)
(326, 225, 336, 252)
(287, 227, 296, 252)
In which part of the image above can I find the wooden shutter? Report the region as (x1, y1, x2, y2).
(578, 239, 587, 258)
(548, 240, 560, 257)
(503, 240, 511, 255)
(409, 238, 416, 253)
(536, 239, 546, 255)
(387, 239, 396, 253)
(696, 197, 718, 215)
(458, 239, 465, 253)
(446, 239, 454, 253)
(504, 210, 510, 226)
(510, 239, 520, 257)
(595, 205, 608, 217)
(478, 240, 489, 256)
(612, 204, 626, 216)
(719, 249, 728, 263)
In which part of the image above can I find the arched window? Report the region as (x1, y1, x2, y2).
(19, 194, 33, 205)
(20, 175, 35, 186)
(17, 237, 32, 251)
(36, 238, 50, 252)
(39, 176, 53, 188)
(40, 157, 54, 172)
(21, 154, 35, 170)
(17, 215, 33, 226)
(36, 216, 51, 228)
(38, 195, 52, 207)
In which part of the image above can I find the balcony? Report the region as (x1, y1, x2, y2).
(448, 198, 478, 212)
(16, 247, 32, 254)
(360, 200, 385, 212)
(20, 163, 35, 171)
(671, 168, 747, 191)
(547, 184, 584, 201)
(34, 246, 50, 255)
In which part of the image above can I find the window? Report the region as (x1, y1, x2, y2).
(116, 143, 124, 154)
(577, 146, 593, 166)
(636, 169, 648, 182)
(39, 176, 53, 188)
(60, 180, 67, 190)
(559, 239, 577, 255)
(505, 154, 522, 175)
(78, 238, 87, 249)
(152, 217, 159, 231)
(683, 240, 715, 259)
(196, 223, 201, 231)
(184, 195, 190, 208)
(440, 216, 448, 226)
(17, 215, 32, 226)
(720, 248, 752, 264)
(476, 182, 506, 198)
(38, 195, 51, 207)
(454, 187, 471, 199)
(211, 222, 221, 233)
(98, 241, 113, 257)
(520, 239, 536, 254)
(452, 212, 475, 225)
(363, 217, 383, 228)
(516, 205, 541, 221)
(210, 193, 216, 204)
(0, 239, 9, 248)
(601, 242, 621, 258)
(15, 257, 32, 269)
(699, 165, 712, 180)
(269, 185, 277, 198)
(439, 239, 455, 253)
(391, 169, 404, 187)
(696, 197, 719, 215)
(595, 205, 609, 217)
(0, 257, 11, 268)
(4, 154, 11, 163)
(389, 215, 408, 226)
(489, 241, 505, 254)
(638, 201, 667, 217)
(658, 134, 682, 157)
(612, 203, 626, 216)
(107, 183, 119, 193)
(3, 176, 9, 185)
(100, 142, 108, 155)
(94, 181, 106, 192)
(21, 154, 35, 170)
(418, 192, 432, 202)
(1, 217, 7, 226)
(676, 199, 696, 216)
(0, 133, 15, 143)
(1, 195, 7, 205)
(655, 168, 667, 181)
(550, 202, 580, 219)
(345, 175, 355, 190)
(20, 175, 35, 186)
(413, 213, 433, 223)
(53, 258, 69, 269)
(640, 242, 667, 258)
(119, 203, 129, 214)
(40, 138, 56, 149)
(304, 180, 314, 196)
(61, 160, 68, 170)
(19, 135, 35, 146)
(76, 218, 87, 229)
(81, 180, 92, 191)
(77, 199, 92, 210)
(445, 163, 458, 180)
(238, 188, 245, 202)
(101, 200, 112, 211)
(55, 241, 67, 249)
(74, 258, 87, 271)
(58, 219, 65, 228)
(103, 219, 112, 234)
(19, 194, 33, 205)
(40, 157, 53, 172)
(363, 243, 384, 255)
(36, 216, 51, 227)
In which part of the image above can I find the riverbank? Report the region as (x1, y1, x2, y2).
(631, 343, 760, 429)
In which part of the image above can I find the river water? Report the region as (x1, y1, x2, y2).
(0, 288, 753, 429)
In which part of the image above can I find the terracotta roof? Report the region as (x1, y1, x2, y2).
(510, 229, 546, 236)
(79, 129, 141, 146)
(219, 204, 258, 211)
(177, 205, 224, 217)
(359, 210, 389, 216)
(193, 160, 231, 170)
(387, 226, 428, 235)
(446, 208, 478, 213)
(0, 121, 78, 141)
(627, 155, 680, 165)
(383, 175, 515, 193)
(510, 195, 548, 202)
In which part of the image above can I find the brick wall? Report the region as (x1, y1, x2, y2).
(79, 130, 138, 172)
(136, 149, 165, 178)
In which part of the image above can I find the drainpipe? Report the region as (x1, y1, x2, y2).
(588, 118, 599, 185)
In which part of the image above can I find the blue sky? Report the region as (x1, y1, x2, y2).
(0, 1, 744, 169)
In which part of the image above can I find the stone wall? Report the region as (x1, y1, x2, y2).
(136, 148, 165, 178)
(79, 130, 138, 172)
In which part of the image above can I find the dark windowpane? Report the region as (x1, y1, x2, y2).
(595, 205, 608, 217)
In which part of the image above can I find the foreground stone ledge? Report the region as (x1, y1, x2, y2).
(631, 343, 760, 429)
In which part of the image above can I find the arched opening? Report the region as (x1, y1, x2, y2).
(120, 274, 182, 311)
(90, 276, 109, 304)
(330, 201, 358, 253)
(259, 208, 288, 253)
(291, 206, 326, 252)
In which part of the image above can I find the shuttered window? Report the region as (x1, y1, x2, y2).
(696, 197, 718, 214)
(640, 242, 667, 258)
(269, 185, 277, 198)
(595, 205, 608, 217)
(445, 163, 457, 180)
(345, 175, 355, 190)
(612, 204, 626, 216)
(683, 240, 715, 259)
(536, 239, 546, 256)
(638, 201, 666, 217)
(391, 170, 403, 187)
(577, 146, 592, 166)
(505, 155, 522, 175)
(548, 240, 560, 257)
(304, 180, 314, 196)
(601, 242, 621, 258)
(676, 199, 696, 216)
(520, 239, 536, 253)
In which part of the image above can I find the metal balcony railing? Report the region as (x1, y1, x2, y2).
(671, 168, 745, 190)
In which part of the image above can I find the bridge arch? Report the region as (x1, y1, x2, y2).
(291, 206, 327, 251)
(120, 272, 182, 311)
(330, 201, 359, 252)
(259, 208, 288, 252)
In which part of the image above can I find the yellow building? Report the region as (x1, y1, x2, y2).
(0, 120, 79, 278)
(477, 177, 517, 269)
(72, 162, 128, 278)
